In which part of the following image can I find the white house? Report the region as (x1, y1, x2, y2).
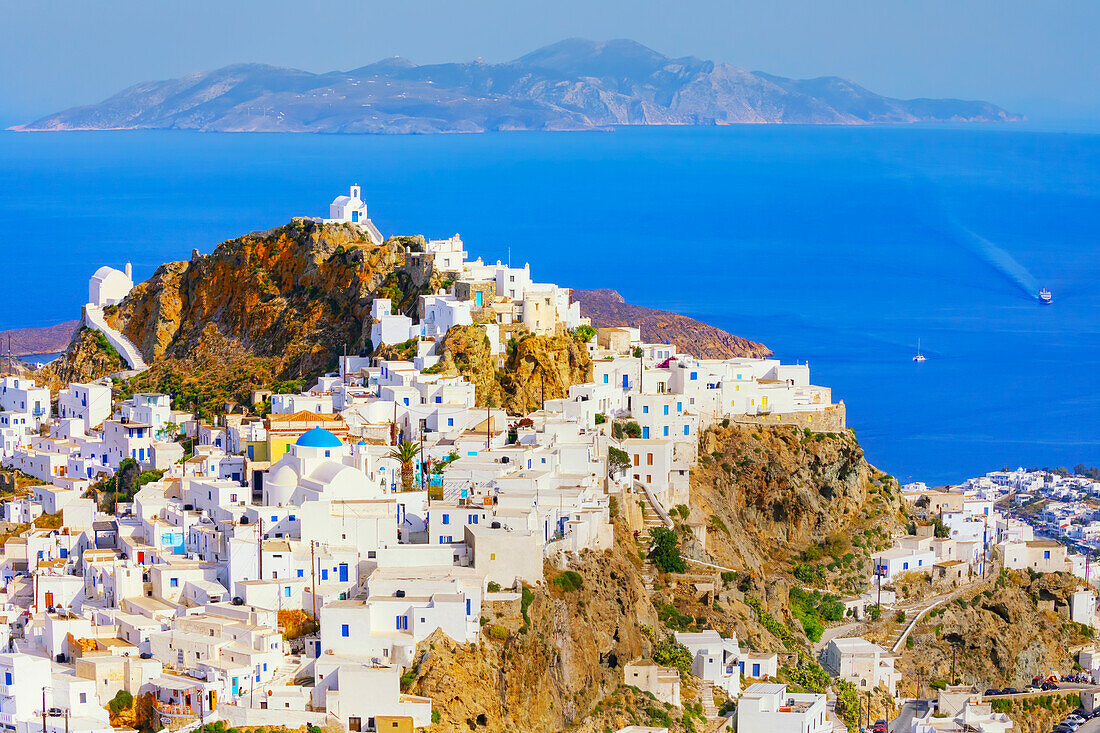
(57, 383, 112, 431)
(736, 683, 833, 733)
(822, 637, 901, 695)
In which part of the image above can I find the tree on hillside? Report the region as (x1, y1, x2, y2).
(608, 446, 631, 478)
(648, 527, 686, 574)
(389, 441, 419, 492)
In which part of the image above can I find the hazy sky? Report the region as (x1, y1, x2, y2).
(2, 0, 1098, 124)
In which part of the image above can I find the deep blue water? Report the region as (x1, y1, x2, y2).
(0, 127, 1097, 485)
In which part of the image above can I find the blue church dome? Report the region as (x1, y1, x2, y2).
(295, 427, 343, 448)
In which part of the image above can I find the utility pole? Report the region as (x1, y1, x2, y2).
(257, 517, 263, 579)
(310, 540, 317, 619)
(951, 642, 957, 684)
(41, 687, 47, 733)
(64, 708, 68, 733)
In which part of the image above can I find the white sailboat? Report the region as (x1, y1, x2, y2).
(913, 339, 927, 362)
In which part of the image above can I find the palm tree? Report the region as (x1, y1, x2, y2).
(389, 441, 419, 492)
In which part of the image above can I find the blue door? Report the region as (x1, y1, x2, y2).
(642, 427, 650, 439)
(232, 677, 239, 696)
(622, 374, 629, 389)
(752, 663, 760, 677)
(338, 563, 349, 583)
(475, 291, 483, 307)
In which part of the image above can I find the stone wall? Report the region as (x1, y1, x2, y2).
(731, 402, 846, 432)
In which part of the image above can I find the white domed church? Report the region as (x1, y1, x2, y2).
(263, 427, 383, 506)
(323, 184, 384, 245)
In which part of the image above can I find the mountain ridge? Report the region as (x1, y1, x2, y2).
(13, 38, 1021, 133)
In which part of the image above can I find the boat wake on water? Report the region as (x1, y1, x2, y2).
(956, 226, 1049, 303)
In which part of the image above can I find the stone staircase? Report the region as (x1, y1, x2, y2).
(83, 304, 148, 371)
(635, 479, 674, 531)
(699, 680, 719, 718)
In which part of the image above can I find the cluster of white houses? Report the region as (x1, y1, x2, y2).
(0, 187, 858, 732)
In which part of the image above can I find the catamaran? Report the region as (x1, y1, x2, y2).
(913, 339, 926, 362)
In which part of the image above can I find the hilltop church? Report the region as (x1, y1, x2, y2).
(324, 184, 384, 245)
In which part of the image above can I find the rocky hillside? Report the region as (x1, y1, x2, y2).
(108, 220, 433, 376)
(432, 326, 592, 414)
(573, 289, 770, 359)
(878, 571, 1090, 689)
(15, 39, 1020, 134)
(688, 423, 906, 573)
(403, 527, 682, 732)
(39, 328, 126, 388)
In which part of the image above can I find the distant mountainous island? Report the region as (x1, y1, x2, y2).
(13, 39, 1020, 134)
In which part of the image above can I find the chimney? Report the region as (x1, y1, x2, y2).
(124, 263, 133, 281)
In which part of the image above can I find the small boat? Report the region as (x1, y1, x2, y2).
(913, 339, 927, 362)
(1038, 288, 1053, 304)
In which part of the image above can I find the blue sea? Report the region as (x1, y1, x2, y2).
(0, 126, 1097, 485)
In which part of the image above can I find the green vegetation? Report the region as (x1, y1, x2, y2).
(107, 690, 133, 717)
(648, 527, 686, 574)
(642, 625, 694, 678)
(608, 446, 631, 477)
(551, 570, 584, 592)
(612, 421, 642, 439)
(570, 324, 597, 343)
(788, 588, 844, 643)
(744, 596, 798, 650)
(94, 459, 165, 513)
(520, 585, 534, 628)
(488, 624, 508, 641)
(486, 581, 501, 593)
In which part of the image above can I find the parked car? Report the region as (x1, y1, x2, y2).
(1002, 687, 1021, 695)
(1043, 682, 1061, 691)
(872, 721, 887, 733)
(985, 688, 1001, 696)
(1066, 715, 1086, 725)
(1059, 721, 1080, 731)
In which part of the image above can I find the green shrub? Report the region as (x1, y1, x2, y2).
(487, 581, 501, 593)
(648, 527, 686, 573)
(551, 570, 584, 592)
(488, 624, 508, 641)
(107, 690, 133, 716)
(520, 585, 534, 627)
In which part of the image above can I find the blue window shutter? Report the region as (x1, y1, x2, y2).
(442, 514, 449, 525)
(341, 624, 349, 637)
(466, 599, 471, 615)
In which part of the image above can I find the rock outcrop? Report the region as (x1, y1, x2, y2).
(572, 288, 770, 359)
(39, 327, 126, 387)
(434, 326, 592, 414)
(689, 424, 905, 572)
(404, 526, 686, 733)
(107, 219, 426, 380)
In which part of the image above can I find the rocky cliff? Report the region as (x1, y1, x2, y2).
(572, 289, 770, 359)
(106, 220, 429, 378)
(688, 423, 905, 573)
(401, 526, 712, 733)
(433, 326, 592, 414)
(39, 327, 126, 387)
